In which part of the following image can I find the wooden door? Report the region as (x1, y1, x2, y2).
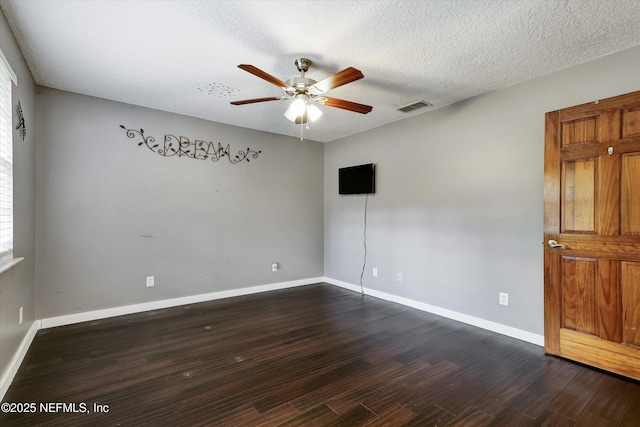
(544, 90, 640, 380)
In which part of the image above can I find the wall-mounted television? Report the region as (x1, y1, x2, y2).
(339, 163, 375, 195)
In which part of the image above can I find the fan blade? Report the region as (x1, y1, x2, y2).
(238, 64, 291, 89)
(309, 67, 364, 94)
(321, 97, 372, 114)
(230, 97, 282, 105)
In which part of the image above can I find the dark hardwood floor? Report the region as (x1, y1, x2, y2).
(2, 283, 640, 426)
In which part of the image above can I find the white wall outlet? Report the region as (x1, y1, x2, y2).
(397, 272, 403, 282)
(19, 306, 23, 325)
(146, 276, 155, 287)
(499, 292, 509, 306)
(372, 268, 378, 277)
(272, 262, 278, 272)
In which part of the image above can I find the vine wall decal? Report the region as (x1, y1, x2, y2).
(15, 100, 26, 141)
(119, 125, 261, 164)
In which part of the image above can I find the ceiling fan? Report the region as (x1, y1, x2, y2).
(230, 58, 372, 126)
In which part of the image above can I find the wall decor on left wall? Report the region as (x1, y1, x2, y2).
(15, 100, 25, 141)
(119, 125, 262, 164)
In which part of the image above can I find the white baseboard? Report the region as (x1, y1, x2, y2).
(1, 321, 39, 401)
(41, 278, 323, 329)
(1, 277, 322, 400)
(323, 277, 544, 346)
(2, 276, 542, 402)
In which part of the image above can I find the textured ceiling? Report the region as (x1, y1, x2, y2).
(1, 0, 639, 142)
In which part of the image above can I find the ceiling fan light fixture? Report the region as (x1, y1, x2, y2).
(233, 58, 371, 130)
(284, 97, 306, 122)
(306, 103, 323, 122)
(284, 97, 322, 123)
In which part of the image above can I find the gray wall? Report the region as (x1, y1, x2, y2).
(0, 11, 37, 382)
(3, 3, 639, 384)
(35, 89, 324, 319)
(325, 45, 640, 335)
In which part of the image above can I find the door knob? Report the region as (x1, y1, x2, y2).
(548, 240, 566, 249)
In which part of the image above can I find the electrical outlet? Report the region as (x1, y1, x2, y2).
(146, 276, 155, 287)
(372, 268, 378, 277)
(499, 292, 509, 306)
(397, 272, 403, 282)
(272, 262, 278, 272)
(19, 307, 23, 325)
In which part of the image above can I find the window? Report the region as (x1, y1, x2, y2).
(0, 48, 16, 261)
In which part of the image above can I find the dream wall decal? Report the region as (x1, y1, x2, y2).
(120, 125, 261, 164)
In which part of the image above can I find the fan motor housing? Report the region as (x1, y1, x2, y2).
(286, 77, 317, 90)
(295, 58, 311, 73)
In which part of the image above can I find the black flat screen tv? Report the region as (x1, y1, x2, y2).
(339, 163, 375, 195)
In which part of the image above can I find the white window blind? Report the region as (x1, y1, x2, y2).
(0, 51, 14, 258)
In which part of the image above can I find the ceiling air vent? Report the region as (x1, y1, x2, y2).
(397, 100, 433, 113)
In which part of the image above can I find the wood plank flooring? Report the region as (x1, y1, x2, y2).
(2, 283, 640, 426)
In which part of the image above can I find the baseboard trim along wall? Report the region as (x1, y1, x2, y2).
(323, 277, 545, 347)
(0, 277, 322, 400)
(0, 321, 39, 401)
(40, 278, 324, 329)
(3, 276, 543, 401)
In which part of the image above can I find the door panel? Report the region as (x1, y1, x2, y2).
(622, 262, 640, 347)
(544, 90, 640, 380)
(596, 258, 621, 343)
(562, 159, 596, 233)
(561, 116, 598, 146)
(561, 256, 596, 334)
(623, 106, 640, 137)
(622, 154, 640, 234)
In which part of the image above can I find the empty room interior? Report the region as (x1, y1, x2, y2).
(1, 0, 640, 425)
